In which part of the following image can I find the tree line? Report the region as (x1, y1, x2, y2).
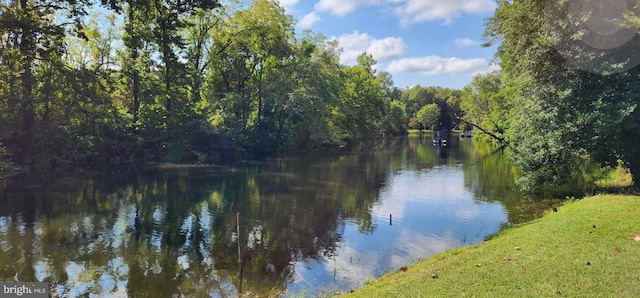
(0, 0, 469, 176)
(10, 0, 625, 194)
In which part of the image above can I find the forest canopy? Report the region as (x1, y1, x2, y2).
(1, 0, 441, 174)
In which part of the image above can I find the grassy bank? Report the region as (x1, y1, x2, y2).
(346, 195, 640, 297)
(407, 129, 430, 135)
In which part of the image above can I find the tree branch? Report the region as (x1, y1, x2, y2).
(456, 116, 509, 146)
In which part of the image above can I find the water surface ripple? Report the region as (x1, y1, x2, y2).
(1, 136, 536, 297)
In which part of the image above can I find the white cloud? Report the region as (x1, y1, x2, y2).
(392, 0, 496, 25)
(455, 38, 479, 48)
(278, 0, 298, 14)
(334, 31, 405, 64)
(306, 0, 495, 25)
(298, 12, 321, 29)
(278, 0, 298, 8)
(368, 37, 406, 60)
(335, 32, 373, 63)
(472, 63, 501, 76)
(315, 0, 379, 17)
(387, 56, 490, 75)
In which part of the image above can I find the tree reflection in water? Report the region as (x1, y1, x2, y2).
(0, 136, 548, 296)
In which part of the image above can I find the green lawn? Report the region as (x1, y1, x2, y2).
(346, 195, 640, 297)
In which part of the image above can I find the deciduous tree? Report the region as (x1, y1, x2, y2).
(416, 103, 440, 130)
(485, 0, 640, 190)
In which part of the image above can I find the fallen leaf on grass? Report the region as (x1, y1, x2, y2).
(514, 246, 521, 250)
(614, 247, 621, 252)
(431, 274, 439, 279)
(503, 257, 518, 262)
(633, 235, 640, 242)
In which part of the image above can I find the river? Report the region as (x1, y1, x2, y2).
(0, 135, 556, 297)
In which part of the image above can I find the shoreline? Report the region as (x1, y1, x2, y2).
(345, 194, 640, 297)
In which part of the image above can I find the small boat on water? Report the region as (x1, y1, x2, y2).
(433, 138, 447, 146)
(460, 132, 473, 138)
(433, 131, 447, 146)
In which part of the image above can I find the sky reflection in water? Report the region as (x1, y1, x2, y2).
(288, 164, 506, 295)
(0, 136, 527, 297)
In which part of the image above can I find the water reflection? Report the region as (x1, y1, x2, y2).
(1, 136, 536, 296)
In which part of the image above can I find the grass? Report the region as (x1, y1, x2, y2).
(346, 195, 640, 297)
(407, 129, 467, 136)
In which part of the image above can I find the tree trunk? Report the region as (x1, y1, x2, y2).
(163, 27, 172, 111)
(127, 2, 140, 127)
(132, 70, 140, 125)
(17, 0, 36, 165)
(257, 78, 262, 123)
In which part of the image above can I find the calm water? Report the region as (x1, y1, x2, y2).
(0, 135, 544, 297)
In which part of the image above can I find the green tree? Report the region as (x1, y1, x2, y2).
(0, 0, 410, 172)
(408, 117, 420, 130)
(206, 0, 293, 131)
(402, 85, 434, 119)
(337, 53, 388, 143)
(460, 70, 511, 144)
(399, 85, 460, 130)
(286, 33, 344, 149)
(377, 72, 406, 135)
(416, 103, 440, 130)
(182, 8, 222, 104)
(385, 101, 407, 135)
(0, 0, 91, 166)
(109, 0, 154, 127)
(149, 0, 219, 112)
(485, 0, 640, 190)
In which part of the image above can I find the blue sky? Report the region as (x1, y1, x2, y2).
(278, 0, 500, 89)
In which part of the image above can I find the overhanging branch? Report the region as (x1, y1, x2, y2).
(457, 117, 509, 146)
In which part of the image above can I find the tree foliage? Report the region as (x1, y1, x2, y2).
(385, 100, 407, 135)
(398, 85, 461, 130)
(0, 0, 101, 169)
(460, 70, 512, 144)
(0, 0, 414, 173)
(483, 0, 640, 191)
(416, 103, 440, 130)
